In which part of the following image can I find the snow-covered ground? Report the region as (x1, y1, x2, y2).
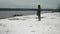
(0, 12, 60, 34)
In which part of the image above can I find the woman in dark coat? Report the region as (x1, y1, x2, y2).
(37, 5, 41, 21)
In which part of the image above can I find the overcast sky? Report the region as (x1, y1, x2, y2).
(0, 0, 60, 9)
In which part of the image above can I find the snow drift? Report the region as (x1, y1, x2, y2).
(0, 12, 60, 34)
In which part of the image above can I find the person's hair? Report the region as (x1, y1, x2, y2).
(38, 5, 40, 8)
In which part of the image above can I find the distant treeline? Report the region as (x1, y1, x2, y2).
(0, 8, 58, 11)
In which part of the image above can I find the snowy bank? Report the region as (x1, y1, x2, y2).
(0, 12, 60, 34)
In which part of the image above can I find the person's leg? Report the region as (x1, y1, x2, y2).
(38, 15, 40, 21)
(38, 16, 40, 21)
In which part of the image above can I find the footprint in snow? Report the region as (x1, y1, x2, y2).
(35, 17, 45, 19)
(29, 26, 33, 27)
(0, 23, 6, 27)
(8, 18, 26, 20)
(49, 27, 52, 29)
(8, 18, 20, 20)
(31, 30, 35, 32)
(50, 17, 55, 19)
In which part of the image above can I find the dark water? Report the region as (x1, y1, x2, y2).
(0, 11, 52, 18)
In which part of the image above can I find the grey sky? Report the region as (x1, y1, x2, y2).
(0, 0, 60, 9)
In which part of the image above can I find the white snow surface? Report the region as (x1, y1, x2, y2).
(0, 12, 60, 34)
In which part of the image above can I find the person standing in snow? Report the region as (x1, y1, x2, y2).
(37, 5, 41, 21)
